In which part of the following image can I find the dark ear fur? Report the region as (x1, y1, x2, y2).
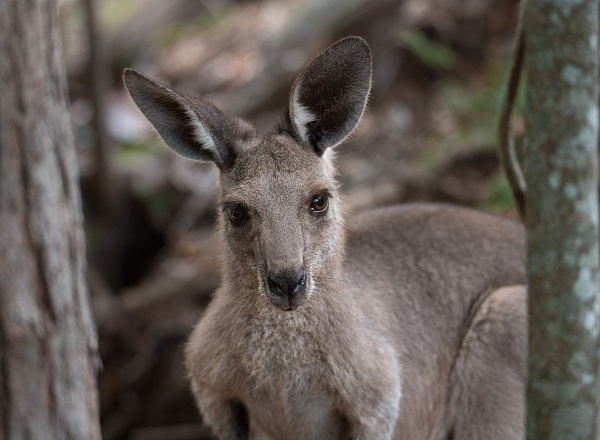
(123, 69, 255, 168)
(287, 36, 372, 155)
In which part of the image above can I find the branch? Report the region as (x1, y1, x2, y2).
(498, 24, 526, 217)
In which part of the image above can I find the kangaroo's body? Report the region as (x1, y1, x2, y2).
(124, 37, 527, 440)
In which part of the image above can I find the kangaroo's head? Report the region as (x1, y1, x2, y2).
(124, 37, 371, 311)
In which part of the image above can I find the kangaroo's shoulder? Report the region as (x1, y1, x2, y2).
(344, 203, 526, 287)
(346, 202, 525, 245)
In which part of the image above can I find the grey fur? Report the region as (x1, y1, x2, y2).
(123, 68, 255, 168)
(124, 36, 527, 440)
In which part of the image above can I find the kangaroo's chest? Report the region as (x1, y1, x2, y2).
(242, 381, 348, 440)
(222, 313, 350, 439)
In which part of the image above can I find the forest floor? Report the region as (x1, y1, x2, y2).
(60, 0, 522, 438)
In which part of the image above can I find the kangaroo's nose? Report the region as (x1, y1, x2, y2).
(267, 269, 306, 299)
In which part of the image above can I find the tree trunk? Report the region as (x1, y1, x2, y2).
(0, 1, 101, 439)
(525, 0, 600, 439)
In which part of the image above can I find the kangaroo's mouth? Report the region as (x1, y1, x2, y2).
(267, 290, 306, 312)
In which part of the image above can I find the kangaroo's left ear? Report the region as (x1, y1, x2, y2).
(287, 36, 372, 155)
(123, 69, 255, 169)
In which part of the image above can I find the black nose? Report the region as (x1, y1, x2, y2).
(267, 269, 306, 300)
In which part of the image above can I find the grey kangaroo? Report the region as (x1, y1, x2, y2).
(124, 36, 527, 440)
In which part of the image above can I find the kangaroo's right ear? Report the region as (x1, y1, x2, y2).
(288, 36, 372, 155)
(123, 69, 255, 169)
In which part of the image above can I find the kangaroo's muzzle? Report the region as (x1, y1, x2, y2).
(266, 269, 307, 311)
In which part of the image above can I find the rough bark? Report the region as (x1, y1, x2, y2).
(525, 0, 600, 439)
(0, 1, 101, 439)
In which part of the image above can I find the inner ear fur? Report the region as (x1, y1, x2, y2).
(288, 36, 372, 155)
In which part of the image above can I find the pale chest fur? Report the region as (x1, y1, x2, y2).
(246, 384, 348, 440)
(191, 298, 352, 439)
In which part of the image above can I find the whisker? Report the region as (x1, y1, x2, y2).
(312, 275, 351, 284)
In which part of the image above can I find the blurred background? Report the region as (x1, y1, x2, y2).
(58, 0, 522, 438)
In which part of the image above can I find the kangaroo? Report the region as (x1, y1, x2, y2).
(124, 36, 528, 440)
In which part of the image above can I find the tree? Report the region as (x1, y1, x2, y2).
(0, 1, 101, 439)
(525, 0, 600, 438)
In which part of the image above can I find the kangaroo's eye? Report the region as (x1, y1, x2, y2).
(310, 195, 329, 214)
(227, 204, 249, 226)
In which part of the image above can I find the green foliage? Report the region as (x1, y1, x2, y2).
(400, 29, 457, 71)
(481, 175, 516, 213)
(416, 59, 526, 213)
(445, 60, 525, 126)
(154, 6, 231, 46)
(101, 0, 140, 31)
(115, 140, 161, 166)
(417, 64, 509, 173)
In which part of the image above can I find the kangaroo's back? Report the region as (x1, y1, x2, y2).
(123, 36, 528, 440)
(346, 203, 526, 439)
(346, 203, 525, 322)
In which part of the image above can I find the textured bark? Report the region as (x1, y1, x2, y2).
(525, 1, 600, 439)
(0, 1, 101, 439)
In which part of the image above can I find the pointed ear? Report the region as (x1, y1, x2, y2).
(288, 36, 372, 155)
(123, 69, 255, 168)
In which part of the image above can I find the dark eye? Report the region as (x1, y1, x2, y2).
(227, 204, 248, 226)
(310, 194, 329, 214)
